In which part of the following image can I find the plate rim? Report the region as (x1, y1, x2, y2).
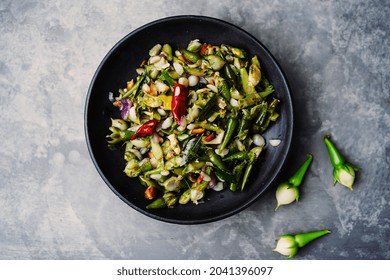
(84, 15, 294, 224)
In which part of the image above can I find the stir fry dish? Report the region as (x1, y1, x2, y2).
(106, 39, 280, 209)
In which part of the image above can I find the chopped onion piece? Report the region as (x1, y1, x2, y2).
(149, 55, 161, 64)
(152, 132, 160, 143)
(157, 108, 167, 116)
(253, 134, 265, 147)
(136, 68, 145, 75)
(230, 98, 239, 107)
(142, 83, 150, 94)
(175, 50, 182, 57)
(119, 98, 131, 119)
(161, 117, 173, 129)
(189, 105, 200, 120)
(108, 92, 115, 103)
(139, 158, 149, 166)
(173, 62, 184, 75)
(180, 115, 187, 127)
(269, 139, 282, 147)
(215, 148, 229, 156)
(178, 77, 189, 87)
(188, 75, 199, 87)
(207, 84, 218, 93)
(155, 81, 169, 93)
(225, 55, 234, 62)
(187, 62, 200, 68)
(129, 106, 137, 122)
(213, 182, 224, 191)
(149, 44, 162, 56)
(189, 91, 198, 103)
(130, 149, 142, 160)
(154, 58, 170, 70)
(150, 174, 162, 181)
(187, 123, 196, 130)
(201, 172, 211, 182)
(129, 125, 141, 131)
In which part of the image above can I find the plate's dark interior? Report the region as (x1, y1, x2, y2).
(85, 15, 293, 224)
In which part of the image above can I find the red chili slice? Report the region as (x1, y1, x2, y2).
(171, 83, 188, 124)
(130, 119, 159, 140)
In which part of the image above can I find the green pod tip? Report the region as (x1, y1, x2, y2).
(146, 197, 166, 209)
(324, 135, 345, 167)
(294, 229, 331, 248)
(288, 154, 313, 188)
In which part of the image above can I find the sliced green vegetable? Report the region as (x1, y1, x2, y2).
(146, 197, 166, 209)
(217, 78, 231, 102)
(229, 161, 247, 191)
(198, 92, 218, 121)
(219, 112, 238, 152)
(206, 149, 228, 172)
(181, 49, 200, 63)
(240, 146, 264, 191)
(162, 44, 173, 61)
(204, 55, 226, 70)
(118, 74, 146, 100)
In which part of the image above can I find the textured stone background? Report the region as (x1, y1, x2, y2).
(1, 0, 389, 259)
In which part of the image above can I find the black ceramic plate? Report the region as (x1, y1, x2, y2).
(85, 15, 293, 224)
